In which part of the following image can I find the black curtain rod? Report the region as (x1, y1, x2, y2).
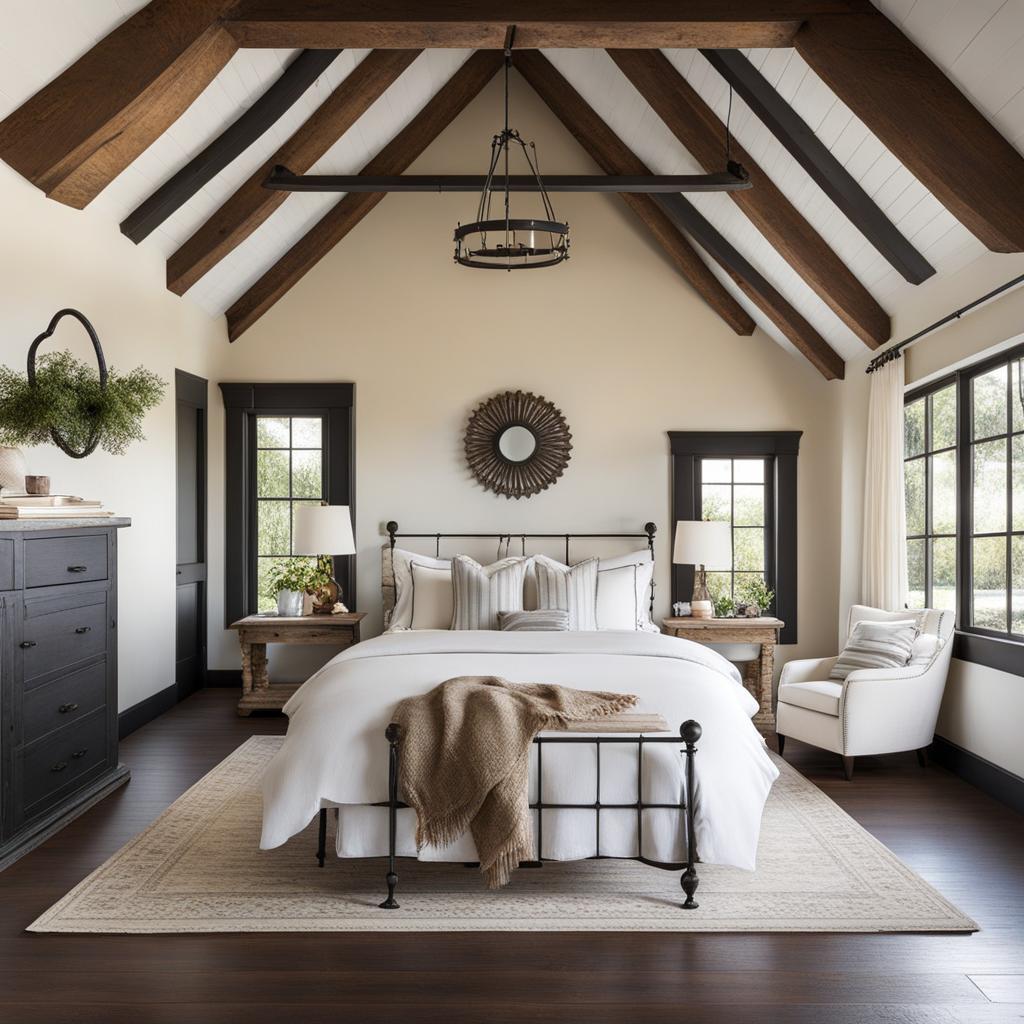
(866, 272, 1024, 374)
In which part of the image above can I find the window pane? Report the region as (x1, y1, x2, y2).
(733, 459, 764, 483)
(733, 485, 765, 526)
(972, 439, 1007, 534)
(932, 537, 956, 612)
(1013, 536, 1024, 635)
(931, 384, 956, 451)
(256, 449, 289, 498)
(257, 500, 289, 556)
(905, 457, 925, 536)
(705, 571, 731, 603)
(701, 459, 732, 483)
(907, 538, 925, 608)
(972, 535, 1007, 631)
(257, 556, 290, 613)
(733, 527, 764, 572)
(292, 417, 322, 448)
(930, 450, 956, 535)
(1013, 435, 1024, 532)
(291, 449, 322, 499)
(905, 398, 925, 457)
(256, 416, 289, 448)
(734, 573, 764, 606)
(973, 364, 1008, 440)
(701, 484, 731, 523)
(1014, 360, 1024, 435)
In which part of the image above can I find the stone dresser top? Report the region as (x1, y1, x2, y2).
(0, 517, 132, 531)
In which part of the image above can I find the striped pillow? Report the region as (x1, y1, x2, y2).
(533, 555, 599, 630)
(498, 609, 570, 631)
(830, 619, 920, 680)
(450, 555, 529, 631)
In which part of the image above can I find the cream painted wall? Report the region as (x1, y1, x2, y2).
(210, 72, 845, 683)
(0, 163, 226, 712)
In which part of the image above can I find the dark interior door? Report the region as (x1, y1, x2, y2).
(175, 370, 208, 700)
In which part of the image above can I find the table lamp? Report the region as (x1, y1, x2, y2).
(672, 520, 731, 619)
(292, 504, 356, 614)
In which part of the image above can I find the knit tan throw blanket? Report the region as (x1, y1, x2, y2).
(391, 676, 638, 889)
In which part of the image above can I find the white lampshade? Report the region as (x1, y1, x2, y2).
(292, 504, 356, 556)
(672, 520, 731, 569)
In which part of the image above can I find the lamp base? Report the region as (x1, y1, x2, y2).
(690, 600, 714, 619)
(311, 578, 340, 615)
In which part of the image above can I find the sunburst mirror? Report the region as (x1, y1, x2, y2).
(465, 390, 572, 500)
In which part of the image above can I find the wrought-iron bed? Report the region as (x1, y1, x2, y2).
(314, 523, 704, 911)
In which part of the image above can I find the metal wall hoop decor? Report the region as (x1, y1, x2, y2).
(465, 390, 572, 500)
(27, 308, 108, 459)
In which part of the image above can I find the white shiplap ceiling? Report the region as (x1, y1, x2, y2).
(2, 1, 1024, 364)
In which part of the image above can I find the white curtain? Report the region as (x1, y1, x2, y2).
(862, 356, 908, 611)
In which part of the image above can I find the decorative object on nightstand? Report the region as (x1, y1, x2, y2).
(24, 475, 50, 495)
(229, 612, 366, 716)
(663, 615, 784, 734)
(671, 520, 731, 619)
(292, 504, 356, 614)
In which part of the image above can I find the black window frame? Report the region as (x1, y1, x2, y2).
(220, 383, 355, 625)
(905, 338, 1024, 676)
(669, 431, 800, 644)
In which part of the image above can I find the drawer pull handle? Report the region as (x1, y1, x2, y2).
(51, 762, 67, 773)
(59, 703, 79, 714)
(19, 641, 37, 649)
(71, 749, 88, 759)
(75, 626, 92, 634)
(67, 565, 89, 573)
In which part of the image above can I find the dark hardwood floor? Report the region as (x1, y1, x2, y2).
(0, 688, 1022, 1024)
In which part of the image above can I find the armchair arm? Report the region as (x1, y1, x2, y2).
(780, 656, 838, 686)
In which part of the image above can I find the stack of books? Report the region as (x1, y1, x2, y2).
(0, 496, 114, 520)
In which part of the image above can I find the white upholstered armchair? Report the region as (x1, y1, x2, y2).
(776, 605, 955, 779)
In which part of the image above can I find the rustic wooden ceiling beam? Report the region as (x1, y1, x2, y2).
(609, 48, 888, 351)
(226, 50, 504, 340)
(167, 47, 420, 296)
(700, 49, 935, 286)
(122, 49, 342, 243)
(0, 0, 238, 209)
(795, 11, 1024, 253)
(221, 1, 871, 49)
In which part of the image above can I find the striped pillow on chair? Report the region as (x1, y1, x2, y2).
(830, 619, 920, 680)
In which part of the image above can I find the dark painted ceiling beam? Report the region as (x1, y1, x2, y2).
(700, 48, 935, 285)
(121, 49, 341, 243)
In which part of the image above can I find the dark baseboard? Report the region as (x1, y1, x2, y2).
(931, 735, 1024, 816)
(118, 684, 177, 739)
(206, 669, 242, 688)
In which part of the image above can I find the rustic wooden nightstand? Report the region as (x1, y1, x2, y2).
(229, 612, 366, 716)
(662, 617, 784, 734)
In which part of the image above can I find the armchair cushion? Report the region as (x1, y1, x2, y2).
(830, 619, 919, 680)
(777, 680, 842, 716)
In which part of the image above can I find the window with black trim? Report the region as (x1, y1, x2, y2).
(220, 383, 355, 624)
(669, 431, 800, 644)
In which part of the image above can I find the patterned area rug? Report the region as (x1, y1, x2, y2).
(29, 736, 976, 933)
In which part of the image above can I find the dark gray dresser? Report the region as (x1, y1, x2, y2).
(0, 519, 131, 869)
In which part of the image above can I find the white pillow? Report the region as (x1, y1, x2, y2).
(908, 633, 940, 667)
(389, 548, 451, 630)
(409, 561, 454, 630)
(451, 555, 530, 630)
(596, 550, 657, 632)
(533, 555, 599, 630)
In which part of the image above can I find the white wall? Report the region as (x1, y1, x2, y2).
(0, 163, 226, 712)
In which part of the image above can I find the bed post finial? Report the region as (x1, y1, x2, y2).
(386, 521, 398, 551)
(680, 719, 700, 910)
(645, 523, 657, 619)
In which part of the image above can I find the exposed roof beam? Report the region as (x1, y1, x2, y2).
(167, 48, 420, 296)
(514, 51, 844, 378)
(122, 49, 342, 243)
(226, 50, 504, 340)
(609, 48, 888, 350)
(795, 11, 1024, 254)
(511, 51, 755, 338)
(263, 169, 754, 192)
(700, 49, 935, 286)
(0, 0, 237, 209)
(222, 1, 871, 49)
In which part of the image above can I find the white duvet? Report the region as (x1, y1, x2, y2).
(260, 630, 779, 871)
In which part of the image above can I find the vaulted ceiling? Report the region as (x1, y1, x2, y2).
(2, 2, 1024, 380)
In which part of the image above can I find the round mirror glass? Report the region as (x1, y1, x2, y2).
(498, 425, 537, 463)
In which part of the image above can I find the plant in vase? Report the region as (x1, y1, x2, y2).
(268, 559, 333, 617)
(736, 577, 775, 617)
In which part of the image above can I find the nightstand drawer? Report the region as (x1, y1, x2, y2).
(25, 534, 108, 588)
(23, 661, 108, 744)
(21, 589, 108, 689)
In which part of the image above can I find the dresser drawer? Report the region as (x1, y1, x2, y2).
(21, 590, 108, 689)
(23, 661, 107, 744)
(20, 710, 109, 818)
(24, 534, 108, 588)
(0, 537, 13, 590)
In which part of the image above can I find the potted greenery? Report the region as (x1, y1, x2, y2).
(0, 309, 165, 460)
(269, 558, 333, 617)
(736, 577, 775, 617)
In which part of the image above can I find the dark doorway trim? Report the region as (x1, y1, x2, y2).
(669, 430, 801, 644)
(220, 382, 356, 626)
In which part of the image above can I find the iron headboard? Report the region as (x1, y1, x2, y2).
(383, 521, 657, 619)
